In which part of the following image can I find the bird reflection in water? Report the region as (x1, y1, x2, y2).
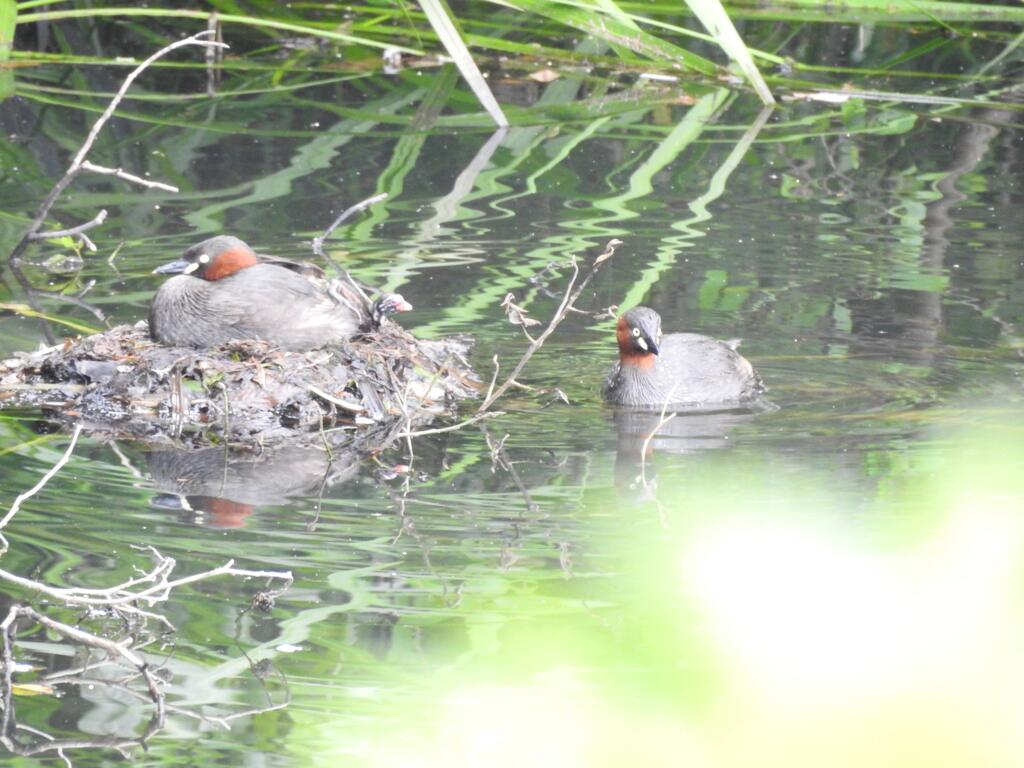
(145, 446, 360, 528)
(611, 406, 765, 498)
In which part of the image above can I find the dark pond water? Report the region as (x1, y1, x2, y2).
(2, 17, 1024, 768)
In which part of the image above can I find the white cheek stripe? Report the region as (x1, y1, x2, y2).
(637, 337, 648, 351)
(183, 262, 200, 274)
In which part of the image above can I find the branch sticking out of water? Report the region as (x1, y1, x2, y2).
(27, 210, 109, 247)
(312, 192, 389, 257)
(311, 192, 390, 320)
(639, 385, 679, 488)
(8, 31, 226, 265)
(0, 424, 292, 745)
(0, 424, 82, 554)
(477, 238, 621, 414)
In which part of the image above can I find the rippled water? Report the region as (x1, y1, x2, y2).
(1, 19, 1024, 768)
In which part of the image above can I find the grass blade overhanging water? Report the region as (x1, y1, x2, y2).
(682, 0, 774, 105)
(15, 6, 422, 53)
(500, 0, 718, 74)
(0, 0, 13, 99)
(723, 0, 1024, 23)
(418, 0, 509, 127)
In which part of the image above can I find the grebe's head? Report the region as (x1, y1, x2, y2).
(153, 236, 259, 281)
(616, 306, 662, 363)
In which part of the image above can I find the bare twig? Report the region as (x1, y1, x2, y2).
(312, 192, 388, 258)
(384, 365, 416, 462)
(81, 162, 180, 193)
(0, 256, 293, 754)
(2, 604, 166, 723)
(9, 31, 226, 265)
(106, 241, 126, 269)
(107, 441, 145, 480)
(477, 238, 621, 413)
(0, 548, 290, 633)
(396, 411, 503, 438)
(27, 210, 108, 243)
(307, 384, 365, 413)
(206, 12, 223, 96)
(310, 192, 390, 321)
(10, 725, 73, 768)
(0, 424, 83, 553)
(483, 354, 500, 403)
(639, 387, 678, 488)
(483, 427, 539, 513)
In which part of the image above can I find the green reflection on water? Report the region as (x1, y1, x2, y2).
(253, 415, 1024, 768)
(2, 11, 1024, 765)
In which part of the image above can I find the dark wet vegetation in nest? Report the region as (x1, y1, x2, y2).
(0, 321, 478, 446)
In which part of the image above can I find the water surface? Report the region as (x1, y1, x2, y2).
(1, 15, 1024, 767)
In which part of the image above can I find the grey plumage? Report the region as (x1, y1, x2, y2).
(602, 306, 765, 408)
(148, 235, 411, 350)
(149, 263, 360, 350)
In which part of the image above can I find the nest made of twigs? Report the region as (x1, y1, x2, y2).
(0, 322, 478, 446)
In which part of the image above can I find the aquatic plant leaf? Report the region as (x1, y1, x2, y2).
(12, 682, 55, 697)
(418, 0, 509, 127)
(0, 0, 13, 98)
(724, 0, 1024, 23)
(682, 0, 775, 105)
(499, 0, 718, 75)
(15, 7, 421, 53)
(0, 303, 100, 334)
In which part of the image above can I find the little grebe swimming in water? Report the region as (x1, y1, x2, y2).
(149, 235, 410, 350)
(602, 306, 765, 408)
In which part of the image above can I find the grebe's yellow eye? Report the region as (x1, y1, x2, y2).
(632, 327, 641, 337)
(198, 253, 210, 264)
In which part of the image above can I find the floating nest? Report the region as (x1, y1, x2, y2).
(0, 321, 478, 447)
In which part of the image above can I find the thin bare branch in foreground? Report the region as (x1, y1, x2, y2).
(396, 410, 504, 438)
(0, 424, 83, 553)
(0, 32, 299, 760)
(639, 386, 679, 489)
(477, 238, 621, 413)
(312, 192, 388, 258)
(2, 605, 164, 712)
(9, 31, 226, 264)
(28, 210, 109, 244)
(310, 192, 390, 318)
(81, 162, 181, 193)
(0, 424, 291, 726)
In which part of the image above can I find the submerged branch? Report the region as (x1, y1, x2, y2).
(0, 423, 291, 748)
(9, 31, 226, 265)
(396, 411, 504, 438)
